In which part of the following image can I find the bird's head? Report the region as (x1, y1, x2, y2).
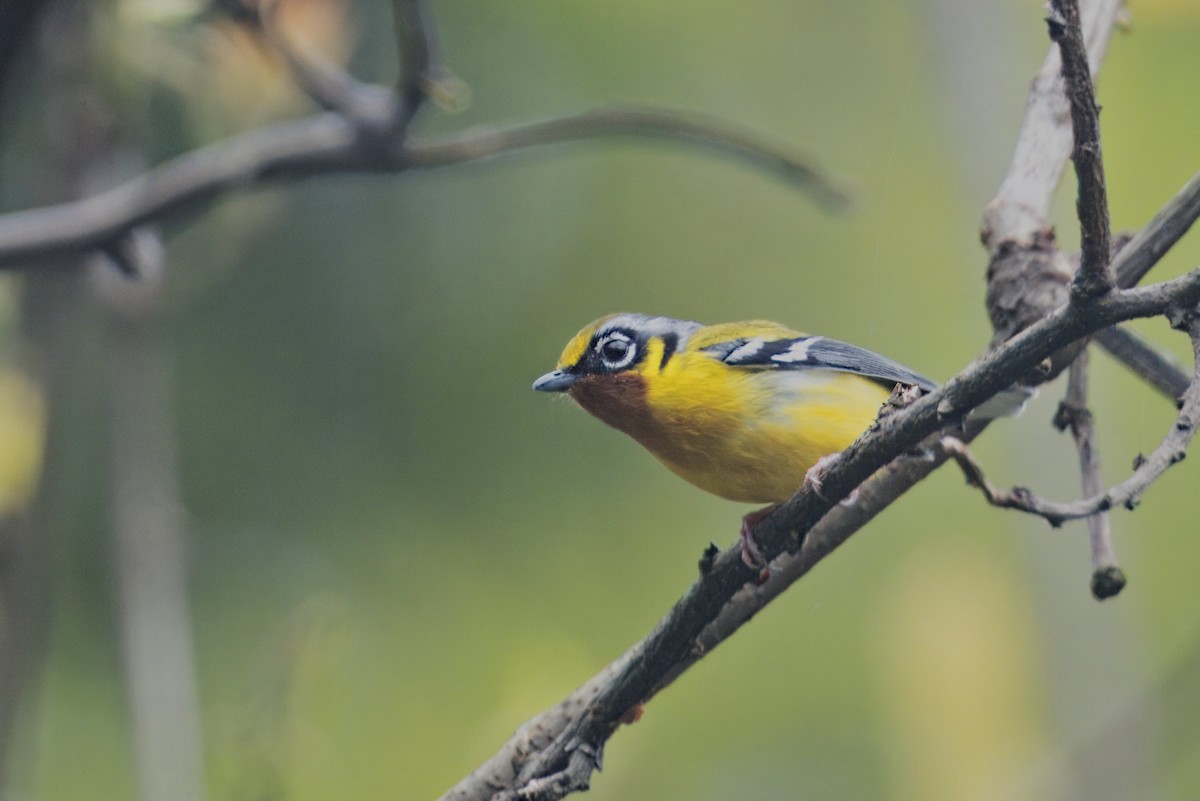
(533, 313, 701, 428)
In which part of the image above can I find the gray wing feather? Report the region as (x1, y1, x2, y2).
(706, 335, 937, 391)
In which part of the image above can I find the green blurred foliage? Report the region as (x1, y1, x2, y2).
(2, 1, 1200, 800)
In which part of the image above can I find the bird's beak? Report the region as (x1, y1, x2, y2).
(532, 369, 579, 392)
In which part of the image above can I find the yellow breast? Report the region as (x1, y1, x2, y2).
(632, 349, 890, 504)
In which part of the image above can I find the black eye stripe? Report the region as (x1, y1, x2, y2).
(658, 333, 679, 371)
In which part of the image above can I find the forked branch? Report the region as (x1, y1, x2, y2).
(0, 1, 847, 269)
(943, 318, 1199, 531)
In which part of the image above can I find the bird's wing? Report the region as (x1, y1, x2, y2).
(702, 334, 937, 391)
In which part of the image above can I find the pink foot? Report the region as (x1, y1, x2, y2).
(804, 452, 859, 505)
(739, 505, 775, 568)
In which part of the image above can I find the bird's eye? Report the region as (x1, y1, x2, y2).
(596, 333, 636, 370)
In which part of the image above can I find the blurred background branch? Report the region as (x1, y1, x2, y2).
(0, 105, 849, 268)
(100, 232, 208, 801)
(0, 0, 848, 795)
(0, 0, 848, 270)
(0, 1, 1197, 800)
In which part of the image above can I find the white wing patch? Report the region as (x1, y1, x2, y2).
(769, 336, 823, 364)
(725, 338, 766, 362)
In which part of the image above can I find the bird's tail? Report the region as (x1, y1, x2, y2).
(968, 385, 1036, 421)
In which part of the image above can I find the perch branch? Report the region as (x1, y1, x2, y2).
(441, 421, 983, 801)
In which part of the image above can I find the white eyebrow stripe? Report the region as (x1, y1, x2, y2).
(600, 331, 632, 344)
(770, 336, 823, 364)
(597, 314, 702, 345)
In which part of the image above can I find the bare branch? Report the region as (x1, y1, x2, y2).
(441, 652, 635, 801)
(406, 106, 851, 209)
(1087, 173, 1200, 399)
(983, 165, 1200, 385)
(651, 418, 992, 695)
(988, 168, 1200, 393)
(0, 113, 357, 266)
(1055, 351, 1125, 599)
(945, 317, 1200, 528)
(1048, 0, 1115, 300)
(1095, 326, 1190, 401)
(980, 0, 1123, 251)
(0, 105, 848, 268)
(980, 0, 1123, 376)
(1113, 170, 1200, 289)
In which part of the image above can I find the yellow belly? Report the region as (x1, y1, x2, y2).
(638, 358, 891, 504)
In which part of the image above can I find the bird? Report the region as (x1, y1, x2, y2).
(532, 313, 943, 568)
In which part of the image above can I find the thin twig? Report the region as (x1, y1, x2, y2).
(1048, 0, 1115, 300)
(944, 320, 1199, 528)
(0, 105, 849, 267)
(1095, 326, 1190, 402)
(1055, 351, 1125, 599)
(1089, 171, 1200, 402)
(405, 106, 851, 209)
(1113, 170, 1200, 289)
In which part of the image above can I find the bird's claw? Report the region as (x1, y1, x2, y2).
(739, 506, 774, 570)
(804, 452, 859, 506)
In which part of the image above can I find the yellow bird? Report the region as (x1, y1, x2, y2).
(533, 313, 938, 566)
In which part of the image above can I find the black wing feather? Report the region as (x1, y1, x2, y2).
(706, 335, 937, 391)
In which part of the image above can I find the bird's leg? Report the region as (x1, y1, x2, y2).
(739, 505, 775, 568)
(803, 452, 859, 505)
